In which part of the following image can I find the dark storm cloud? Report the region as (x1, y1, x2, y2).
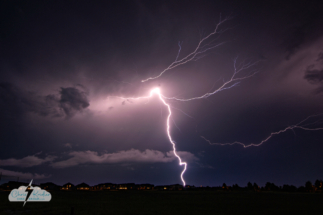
(0, 82, 58, 118)
(64, 143, 73, 148)
(305, 67, 323, 84)
(0, 82, 89, 119)
(1, 0, 323, 187)
(316, 52, 323, 62)
(284, 23, 311, 60)
(0, 155, 56, 167)
(51, 149, 198, 168)
(0, 168, 51, 179)
(58, 86, 90, 119)
(304, 52, 323, 94)
(281, 2, 323, 60)
(304, 67, 323, 94)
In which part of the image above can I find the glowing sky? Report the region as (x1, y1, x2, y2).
(1, 0, 323, 187)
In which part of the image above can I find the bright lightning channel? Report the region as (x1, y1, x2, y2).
(201, 114, 323, 148)
(117, 88, 187, 186)
(117, 56, 259, 186)
(141, 15, 231, 83)
(162, 57, 259, 102)
(117, 14, 323, 186)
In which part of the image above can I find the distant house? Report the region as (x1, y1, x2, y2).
(155, 184, 183, 191)
(185, 185, 196, 190)
(61, 182, 75, 190)
(92, 183, 103, 190)
(116, 183, 133, 190)
(128, 183, 138, 190)
(118, 183, 129, 190)
(90, 183, 155, 190)
(170, 184, 183, 191)
(0, 181, 32, 190)
(40, 182, 60, 190)
(155, 185, 171, 191)
(101, 183, 117, 190)
(0, 184, 4, 190)
(91, 183, 117, 190)
(76, 182, 90, 190)
(138, 184, 154, 190)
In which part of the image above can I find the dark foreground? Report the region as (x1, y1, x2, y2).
(1, 190, 322, 215)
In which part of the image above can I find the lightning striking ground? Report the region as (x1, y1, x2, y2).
(115, 58, 255, 185)
(201, 114, 323, 148)
(116, 88, 187, 186)
(114, 16, 322, 186)
(114, 18, 259, 185)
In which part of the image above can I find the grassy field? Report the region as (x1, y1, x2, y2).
(1, 190, 322, 215)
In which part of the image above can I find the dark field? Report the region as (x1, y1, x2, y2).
(1, 190, 322, 215)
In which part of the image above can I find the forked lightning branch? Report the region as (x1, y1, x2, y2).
(113, 15, 323, 186)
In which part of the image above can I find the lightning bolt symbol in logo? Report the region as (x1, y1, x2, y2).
(23, 180, 33, 207)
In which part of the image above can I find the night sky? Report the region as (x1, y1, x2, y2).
(1, 0, 323, 187)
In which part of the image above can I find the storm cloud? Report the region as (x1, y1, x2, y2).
(1, 0, 323, 187)
(0, 168, 51, 180)
(0, 155, 56, 167)
(0, 82, 90, 119)
(51, 149, 198, 168)
(304, 53, 323, 94)
(305, 68, 323, 84)
(58, 85, 90, 118)
(0, 82, 55, 118)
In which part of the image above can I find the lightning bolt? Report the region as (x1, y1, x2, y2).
(116, 88, 187, 186)
(141, 15, 231, 83)
(23, 179, 33, 207)
(201, 114, 323, 148)
(162, 57, 259, 101)
(114, 14, 322, 186)
(116, 80, 322, 185)
(115, 42, 259, 187)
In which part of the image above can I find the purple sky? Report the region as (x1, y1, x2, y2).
(1, 0, 323, 187)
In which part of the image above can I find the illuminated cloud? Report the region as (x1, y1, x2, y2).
(64, 143, 72, 148)
(51, 149, 198, 168)
(0, 82, 90, 120)
(0, 168, 51, 179)
(304, 53, 323, 94)
(58, 86, 90, 119)
(0, 155, 56, 167)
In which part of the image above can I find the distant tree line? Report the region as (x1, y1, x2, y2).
(221, 179, 323, 193)
(1, 179, 322, 192)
